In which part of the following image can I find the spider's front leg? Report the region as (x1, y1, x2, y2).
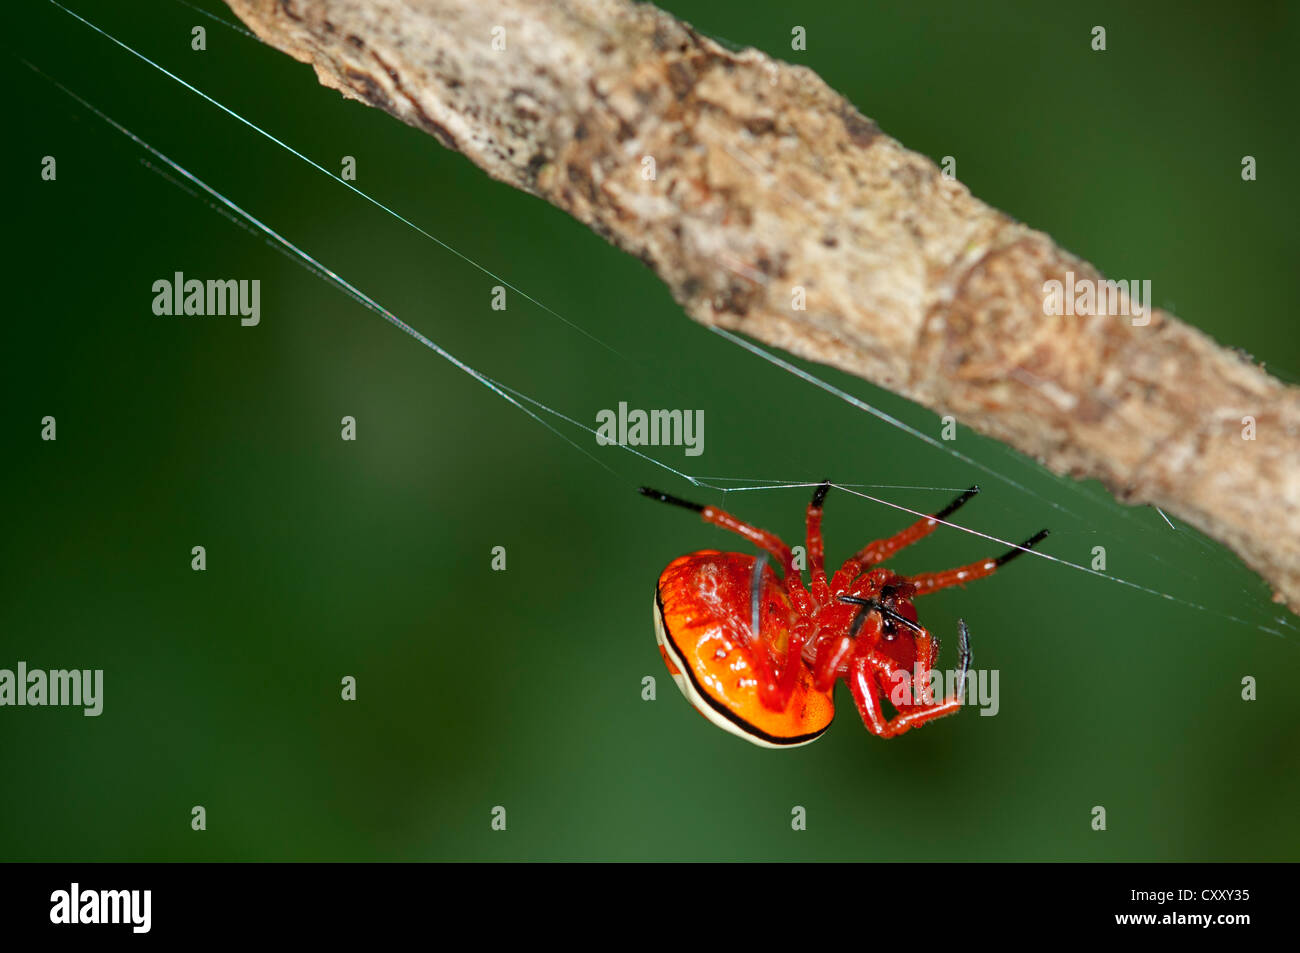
(829, 485, 981, 593)
(908, 530, 1050, 595)
(846, 620, 973, 738)
(805, 480, 833, 605)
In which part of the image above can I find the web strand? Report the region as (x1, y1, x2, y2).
(46, 0, 620, 358)
(25, 13, 1295, 641)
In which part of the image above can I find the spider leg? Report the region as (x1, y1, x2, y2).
(764, 617, 816, 711)
(830, 485, 980, 591)
(735, 550, 816, 713)
(639, 486, 813, 613)
(749, 554, 768, 643)
(847, 619, 973, 738)
(805, 480, 833, 605)
(838, 590, 937, 692)
(809, 607, 880, 692)
(846, 656, 891, 736)
(747, 607, 815, 712)
(745, 554, 800, 710)
(908, 529, 1050, 596)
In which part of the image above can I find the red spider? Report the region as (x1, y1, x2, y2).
(640, 482, 1048, 747)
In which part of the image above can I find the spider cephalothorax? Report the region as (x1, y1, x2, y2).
(641, 482, 1048, 747)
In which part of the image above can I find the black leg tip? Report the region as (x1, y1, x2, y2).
(810, 479, 831, 509)
(994, 528, 1051, 567)
(638, 486, 705, 513)
(934, 484, 982, 521)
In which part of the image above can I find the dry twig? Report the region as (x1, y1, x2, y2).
(225, 0, 1300, 612)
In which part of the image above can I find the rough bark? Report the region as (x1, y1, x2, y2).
(225, 0, 1300, 612)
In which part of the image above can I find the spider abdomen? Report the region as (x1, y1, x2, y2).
(653, 551, 835, 748)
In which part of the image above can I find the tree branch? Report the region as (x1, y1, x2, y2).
(225, 0, 1300, 613)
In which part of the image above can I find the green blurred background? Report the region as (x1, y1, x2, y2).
(4, 0, 1298, 861)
